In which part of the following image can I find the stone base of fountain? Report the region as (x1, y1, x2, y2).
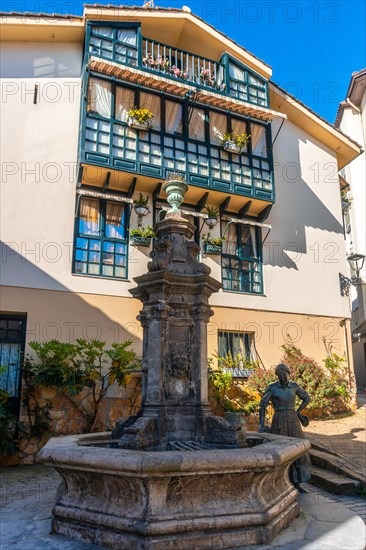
(39, 432, 310, 549)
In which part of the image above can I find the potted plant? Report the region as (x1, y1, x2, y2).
(202, 235, 225, 255)
(133, 193, 149, 218)
(127, 107, 154, 131)
(129, 225, 155, 247)
(222, 131, 251, 154)
(204, 206, 219, 229)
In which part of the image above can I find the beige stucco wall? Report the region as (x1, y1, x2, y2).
(0, 286, 354, 382)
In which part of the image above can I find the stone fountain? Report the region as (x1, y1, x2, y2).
(39, 175, 310, 549)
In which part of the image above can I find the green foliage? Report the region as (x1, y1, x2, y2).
(204, 205, 219, 218)
(203, 235, 225, 246)
(24, 339, 141, 434)
(0, 385, 25, 457)
(280, 342, 351, 411)
(133, 193, 149, 207)
(129, 225, 156, 239)
(222, 131, 251, 148)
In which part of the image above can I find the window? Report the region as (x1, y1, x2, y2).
(83, 79, 273, 196)
(218, 330, 256, 377)
(0, 315, 26, 416)
(87, 78, 112, 118)
(74, 197, 128, 279)
(228, 59, 268, 107)
(89, 24, 138, 67)
(165, 100, 183, 135)
(221, 223, 263, 294)
(189, 108, 206, 141)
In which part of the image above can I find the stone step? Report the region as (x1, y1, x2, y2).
(310, 464, 361, 495)
(309, 446, 366, 488)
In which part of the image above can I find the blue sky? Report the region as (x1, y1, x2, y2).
(1, 0, 365, 123)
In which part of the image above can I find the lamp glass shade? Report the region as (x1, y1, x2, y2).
(347, 253, 366, 275)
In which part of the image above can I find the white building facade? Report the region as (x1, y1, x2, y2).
(336, 69, 366, 387)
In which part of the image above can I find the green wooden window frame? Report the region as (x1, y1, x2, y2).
(81, 76, 274, 200)
(73, 196, 129, 280)
(88, 23, 139, 67)
(221, 223, 263, 294)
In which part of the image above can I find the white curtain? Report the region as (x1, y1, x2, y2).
(229, 62, 244, 81)
(140, 91, 161, 129)
(251, 124, 267, 157)
(115, 86, 134, 122)
(88, 78, 112, 119)
(222, 223, 237, 255)
(117, 28, 136, 45)
(210, 112, 227, 144)
(241, 226, 258, 258)
(106, 202, 124, 238)
(80, 198, 100, 235)
(165, 100, 183, 134)
(189, 108, 205, 141)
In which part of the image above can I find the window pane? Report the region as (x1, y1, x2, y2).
(251, 124, 267, 157)
(105, 202, 125, 239)
(79, 198, 100, 235)
(189, 108, 206, 141)
(229, 62, 245, 81)
(115, 86, 134, 123)
(117, 28, 137, 46)
(140, 91, 161, 130)
(87, 78, 112, 119)
(210, 111, 227, 144)
(165, 101, 183, 134)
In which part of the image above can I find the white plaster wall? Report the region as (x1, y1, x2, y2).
(0, 42, 83, 78)
(209, 118, 351, 318)
(339, 107, 366, 266)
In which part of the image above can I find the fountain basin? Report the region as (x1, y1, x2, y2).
(39, 432, 310, 549)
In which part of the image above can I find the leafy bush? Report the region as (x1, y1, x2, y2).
(0, 384, 25, 456)
(24, 339, 141, 434)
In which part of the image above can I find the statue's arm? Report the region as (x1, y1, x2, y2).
(259, 386, 272, 432)
(295, 385, 310, 413)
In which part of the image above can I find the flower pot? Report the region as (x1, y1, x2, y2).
(130, 235, 152, 247)
(128, 117, 151, 131)
(204, 217, 218, 228)
(134, 204, 149, 217)
(204, 242, 222, 255)
(223, 140, 243, 155)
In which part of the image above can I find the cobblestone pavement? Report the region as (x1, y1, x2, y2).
(303, 399, 366, 475)
(1, 400, 365, 548)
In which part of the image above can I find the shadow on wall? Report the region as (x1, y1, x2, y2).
(0, 242, 142, 348)
(0, 43, 82, 78)
(265, 120, 344, 270)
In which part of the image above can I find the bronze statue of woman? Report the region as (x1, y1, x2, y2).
(259, 363, 312, 491)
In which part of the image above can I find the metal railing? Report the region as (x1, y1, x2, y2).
(142, 37, 226, 92)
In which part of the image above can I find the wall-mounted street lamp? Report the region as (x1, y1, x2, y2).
(339, 253, 366, 296)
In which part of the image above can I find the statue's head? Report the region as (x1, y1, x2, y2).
(275, 363, 291, 386)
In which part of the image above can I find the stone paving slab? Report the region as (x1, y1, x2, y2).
(1, 465, 365, 550)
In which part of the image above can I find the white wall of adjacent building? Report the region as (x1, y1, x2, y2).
(337, 83, 366, 386)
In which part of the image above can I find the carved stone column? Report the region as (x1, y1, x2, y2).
(117, 210, 245, 449)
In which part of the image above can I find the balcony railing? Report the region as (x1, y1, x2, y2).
(86, 23, 269, 109)
(141, 38, 226, 93)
